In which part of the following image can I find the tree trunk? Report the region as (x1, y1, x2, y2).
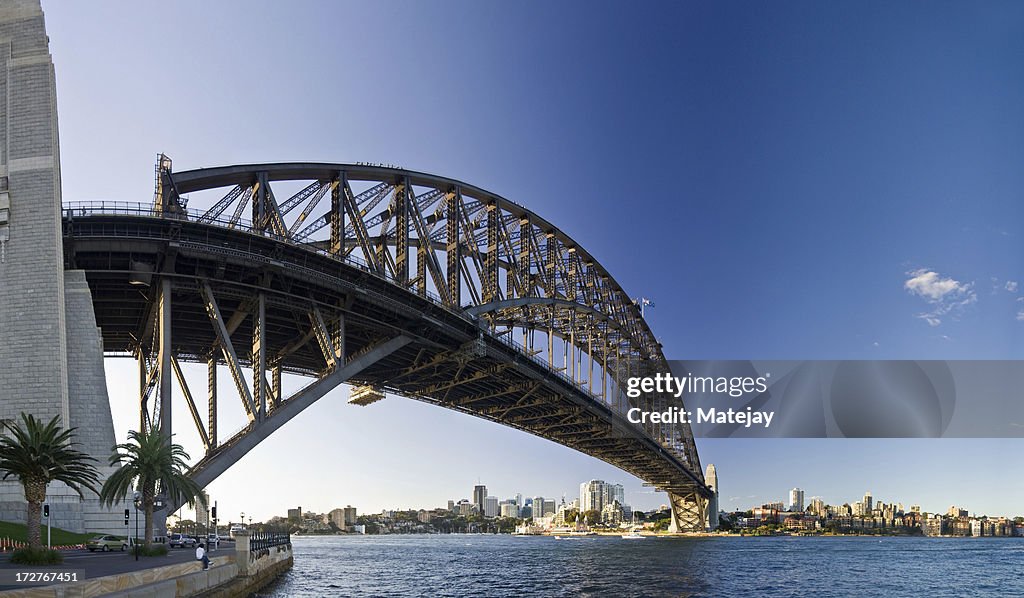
(143, 483, 155, 550)
(24, 478, 46, 550)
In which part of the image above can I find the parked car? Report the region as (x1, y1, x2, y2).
(206, 533, 220, 548)
(169, 533, 197, 548)
(86, 535, 127, 552)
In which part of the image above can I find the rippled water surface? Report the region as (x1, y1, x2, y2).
(262, 534, 1024, 597)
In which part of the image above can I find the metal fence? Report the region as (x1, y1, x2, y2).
(250, 531, 291, 552)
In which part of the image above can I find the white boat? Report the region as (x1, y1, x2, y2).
(621, 529, 645, 539)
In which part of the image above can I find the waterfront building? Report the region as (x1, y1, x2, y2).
(602, 500, 624, 526)
(288, 507, 302, 520)
(789, 487, 804, 513)
(862, 492, 872, 514)
(500, 502, 519, 518)
(580, 481, 603, 512)
(543, 499, 556, 517)
(580, 480, 626, 514)
(447, 500, 455, 512)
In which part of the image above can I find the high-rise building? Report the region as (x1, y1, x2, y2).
(484, 496, 499, 518)
(447, 500, 455, 512)
(196, 492, 211, 527)
(287, 507, 302, 520)
(610, 484, 625, 508)
(789, 488, 804, 513)
(543, 499, 556, 517)
(705, 464, 719, 531)
(500, 502, 519, 518)
(474, 485, 487, 514)
(580, 481, 606, 513)
(532, 496, 544, 516)
(862, 491, 873, 514)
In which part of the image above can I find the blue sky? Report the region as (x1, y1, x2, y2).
(42, 1, 1024, 520)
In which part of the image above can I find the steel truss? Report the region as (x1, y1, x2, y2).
(62, 155, 711, 529)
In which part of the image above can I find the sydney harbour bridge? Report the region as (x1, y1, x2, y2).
(63, 156, 712, 530)
(0, 0, 710, 533)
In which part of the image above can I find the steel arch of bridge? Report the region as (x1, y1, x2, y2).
(62, 156, 710, 530)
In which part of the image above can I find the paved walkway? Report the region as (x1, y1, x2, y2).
(0, 543, 234, 591)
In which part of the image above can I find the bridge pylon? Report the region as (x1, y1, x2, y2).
(667, 490, 709, 533)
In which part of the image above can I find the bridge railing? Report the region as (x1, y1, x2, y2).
(249, 531, 290, 551)
(63, 201, 690, 462)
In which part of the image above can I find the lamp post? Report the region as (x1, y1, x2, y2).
(133, 491, 140, 561)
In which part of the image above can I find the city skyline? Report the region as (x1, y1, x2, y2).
(36, 0, 1024, 521)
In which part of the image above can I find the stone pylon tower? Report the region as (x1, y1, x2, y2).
(0, 0, 125, 535)
(705, 464, 719, 531)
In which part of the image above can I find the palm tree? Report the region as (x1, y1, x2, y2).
(0, 413, 100, 550)
(99, 427, 205, 549)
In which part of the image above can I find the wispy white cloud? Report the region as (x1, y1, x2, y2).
(1017, 309, 1024, 322)
(1007, 281, 1019, 293)
(904, 269, 976, 326)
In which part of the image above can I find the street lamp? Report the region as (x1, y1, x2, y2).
(133, 491, 141, 561)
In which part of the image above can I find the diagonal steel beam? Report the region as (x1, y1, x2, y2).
(199, 281, 256, 421)
(171, 355, 211, 451)
(308, 304, 338, 368)
(186, 334, 412, 492)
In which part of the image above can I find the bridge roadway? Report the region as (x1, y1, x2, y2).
(60, 159, 711, 531)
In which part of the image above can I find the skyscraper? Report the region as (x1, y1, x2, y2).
(483, 496, 499, 518)
(474, 485, 487, 514)
(580, 480, 628, 514)
(705, 464, 719, 531)
(580, 481, 606, 513)
(863, 491, 873, 514)
(789, 488, 804, 512)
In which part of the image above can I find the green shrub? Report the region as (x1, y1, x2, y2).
(137, 544, 169, 557)
(9, 547, 63, 565)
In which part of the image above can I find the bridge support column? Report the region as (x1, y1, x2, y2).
(253, 292, 267, 421)
(158, 277, 172, 439)
(208, 353, 218, 448)
(667, 490, 707, 533)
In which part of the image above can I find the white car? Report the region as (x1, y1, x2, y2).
(169, 533, 197, 548)
(206, 533, 220, 548)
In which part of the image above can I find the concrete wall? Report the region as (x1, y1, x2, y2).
(0, 544, 294, 598)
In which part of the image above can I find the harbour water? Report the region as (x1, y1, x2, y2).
(262, 534, 1024, 597)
